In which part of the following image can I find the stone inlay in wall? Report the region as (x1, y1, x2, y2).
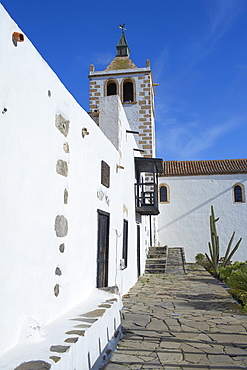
(50, 345, 70, 353)
(54, 284, 60, 297)
(63, 142, 70, 153)
(59, 243, 65, 253)
(65, 330, 85, 336)
(55, 114, 70, 137)
(71, 318, 98, 323)
(64, 337, 79, 343)
(81, 309, 105, 317)
(56, 160, 68, 177)
(64, 189, 68, 204)
(49, 356, 61, 363)
(55, 267, 62, 276)
(106, 298, 118, 303)
(74, 324, 91, 328)
(98, 303, 112, 308)
(14, 361, 51, 370)
(55, 215, 68, 237)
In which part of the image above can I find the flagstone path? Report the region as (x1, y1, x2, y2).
(103, 264, 247, 370)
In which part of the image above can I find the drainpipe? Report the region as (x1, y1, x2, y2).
(149, 215, 152, 246)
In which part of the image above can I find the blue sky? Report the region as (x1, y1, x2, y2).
(1, 0, 247, 161)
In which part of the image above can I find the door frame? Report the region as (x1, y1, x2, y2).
(137, 223, 141, 278)
(96, 209, 110, 288)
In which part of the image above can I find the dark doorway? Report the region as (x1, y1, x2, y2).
(122, 220, 128, 269)
(137, 224, 141, 278)
(97, 210, 110, 288)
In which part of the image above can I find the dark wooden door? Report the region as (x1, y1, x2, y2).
(97, 210, 110, 288)
(137, 224, 141, 278)
(122, 220, 128, 268)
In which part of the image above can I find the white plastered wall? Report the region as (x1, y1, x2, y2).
(0, 5, 148, 362)
(158, 174, 247, 262)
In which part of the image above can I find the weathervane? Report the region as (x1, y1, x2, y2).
(119, 23, 127, 32)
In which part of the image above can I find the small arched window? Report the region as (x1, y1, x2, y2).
(107, 82, 117, 96)
(123, 81, 134, 102)
(233, 184, 245, 203)
(159, 184, 169, 203)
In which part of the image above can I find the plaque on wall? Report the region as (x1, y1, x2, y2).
(101, 160, 110, 188)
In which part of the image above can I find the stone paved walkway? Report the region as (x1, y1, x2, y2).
(103, 265, 247, 370)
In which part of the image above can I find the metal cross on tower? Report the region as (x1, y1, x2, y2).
(119, 23, 127, 32)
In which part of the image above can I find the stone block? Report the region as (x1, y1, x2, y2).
(63, 142, 69, 153)
(54, 284, 59, 297)
(55, 114, 70, 137)
(81, 309, 106, 317)
(49, 356, 61, 363)
(59, 243, 65, 253)
(64, 189, 68, 204)
(15, 361, 51, 370)
(56, 160, 68, 177)
(65, 330, 85, 336)
(64, 337, 79, 343)
(50, 345, 70, 353)
(55, 267, 62, 276)
(55, 215, 68, 237)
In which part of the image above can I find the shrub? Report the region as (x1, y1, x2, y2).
(219, 261, 247, 282)
(230, 288, 247, 306)
(195, 253, 206, 265)
(227, 265, 247, 292)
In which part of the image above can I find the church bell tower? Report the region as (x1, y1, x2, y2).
(89, 26, 157, 158)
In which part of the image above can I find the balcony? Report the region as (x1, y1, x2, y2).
(134, 157, 163, 215)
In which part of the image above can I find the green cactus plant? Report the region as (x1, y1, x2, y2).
(205, 205, 242, 278)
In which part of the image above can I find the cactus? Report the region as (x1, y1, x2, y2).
(205, 205, 242, 278)
(205, 206, 220, 276)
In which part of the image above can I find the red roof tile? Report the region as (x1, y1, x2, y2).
(162, 159, 247, 177)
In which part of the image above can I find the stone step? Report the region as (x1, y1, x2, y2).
(145, 269, 166, 274)
(145, 265, 166, 271)
(144, 246, 167, 274)
(147, 252, 166, 258)
(145, 266, 166, 272)
(166, 247, 186, 274)
(148, 246, 167, 253)
(147, 247, 167, 258)
(145, 258, 166, 264)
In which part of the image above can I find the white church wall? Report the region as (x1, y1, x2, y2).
(158, 174, 247, 263)
(0, 5, 147, 364)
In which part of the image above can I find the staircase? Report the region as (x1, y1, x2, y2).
(145, 246, 167, 274)
(145, 246, 186, 274)
(166, 247, 186, 274)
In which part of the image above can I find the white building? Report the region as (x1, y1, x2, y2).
(1, 4, 246, 370)
(0, 6, 162, 370)
(158, 159, 247, 262)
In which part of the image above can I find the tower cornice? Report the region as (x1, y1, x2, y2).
(89, 68, 151, 78)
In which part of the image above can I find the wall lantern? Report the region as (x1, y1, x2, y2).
(13, 32, 24, 42)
